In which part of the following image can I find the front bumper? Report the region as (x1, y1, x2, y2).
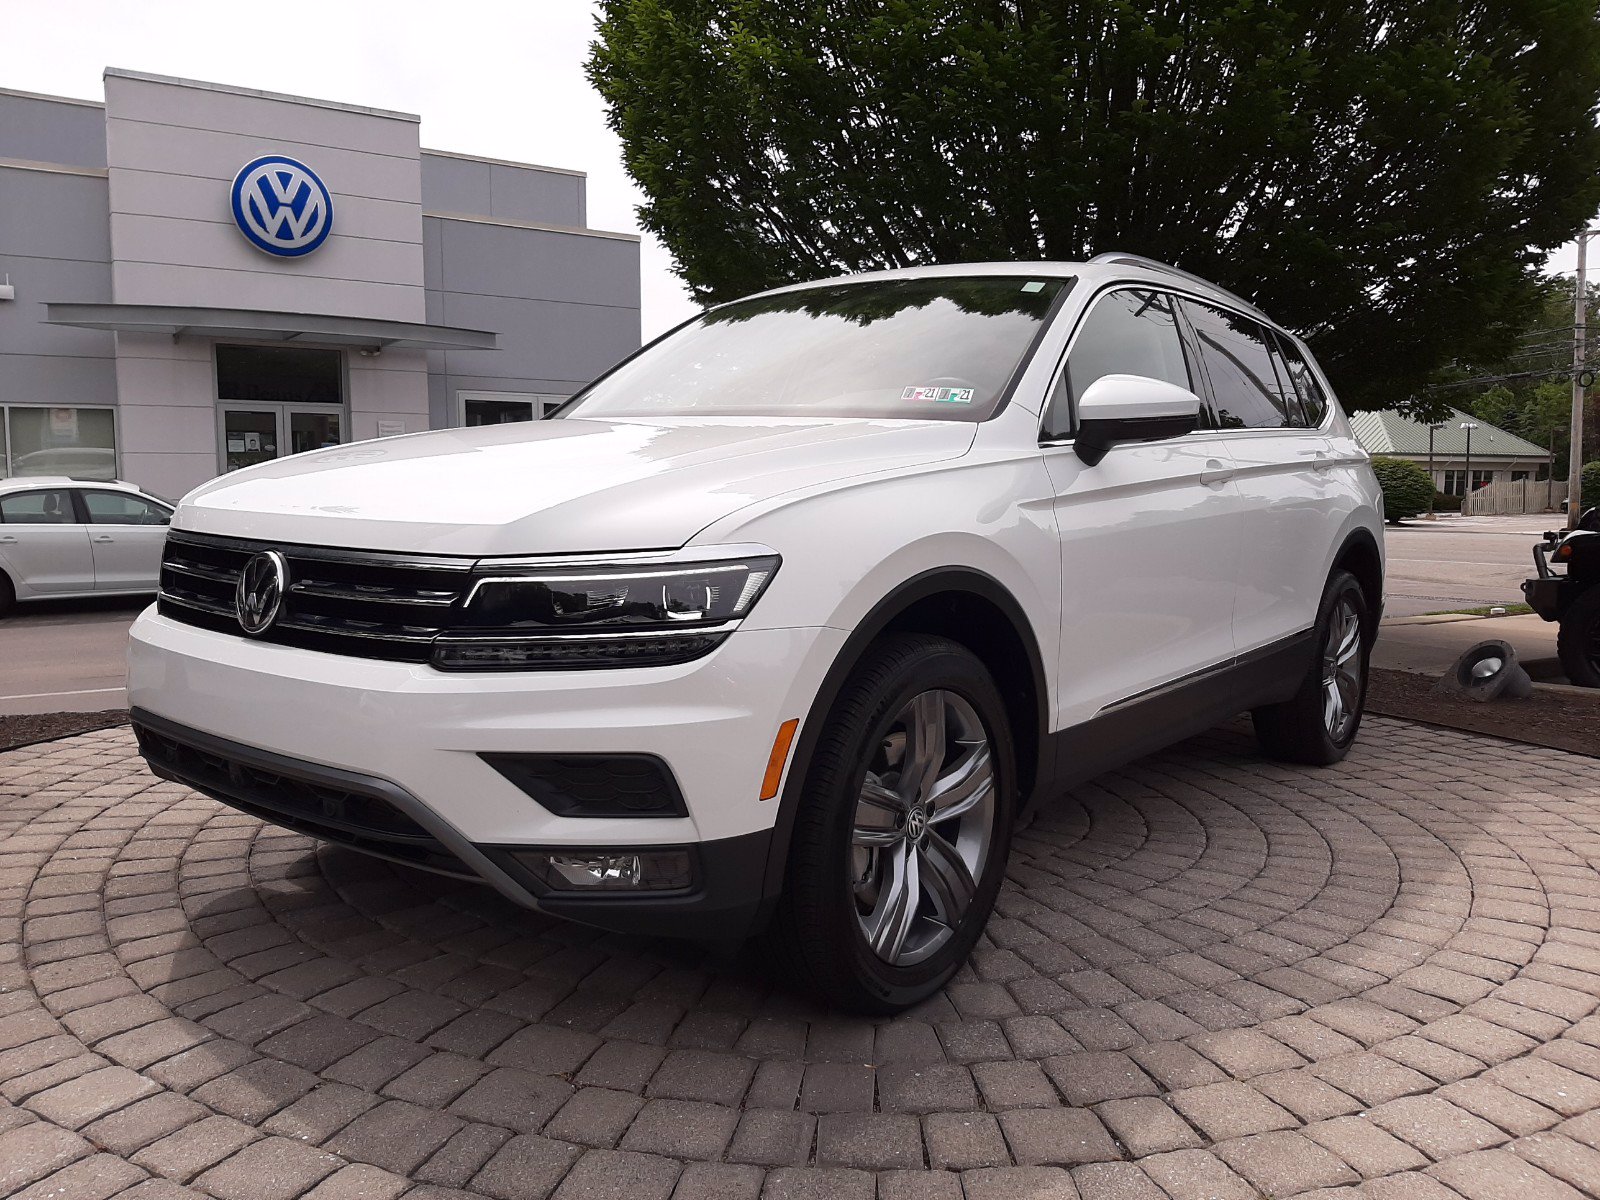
(127, 608, 843, 938)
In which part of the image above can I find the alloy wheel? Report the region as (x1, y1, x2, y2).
(850, 689, 997, 966)
(1322, 595, 1364, 742)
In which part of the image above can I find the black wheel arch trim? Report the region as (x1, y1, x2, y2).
(757, 567, 1049, 913)
(1331, 526, 1385, 627)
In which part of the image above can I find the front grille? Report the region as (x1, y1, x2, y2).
(134, 717, 473, 879)
(159, 531, 474, 662)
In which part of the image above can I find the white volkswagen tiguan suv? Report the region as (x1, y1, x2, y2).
(129, 255, 1383, 1012)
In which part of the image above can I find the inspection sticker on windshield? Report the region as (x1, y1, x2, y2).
(903, 386, 975, 404)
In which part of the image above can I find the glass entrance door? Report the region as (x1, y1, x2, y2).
(220, 405, 343, 473)
(221, 408, 280, 473)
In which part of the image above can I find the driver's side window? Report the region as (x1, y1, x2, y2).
(1042, 288, 1193, 441)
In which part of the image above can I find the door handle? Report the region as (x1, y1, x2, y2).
(0, 535, 15, 545)
(1201, 460, 1235, 486)
(92, 535, 115, 543)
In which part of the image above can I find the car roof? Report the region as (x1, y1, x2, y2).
(737, 254, 1273, 325)
(0, 476, 151, 496)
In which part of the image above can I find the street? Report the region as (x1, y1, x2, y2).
(1380, 513, 1553, 618)
(0, 596, 145, 715)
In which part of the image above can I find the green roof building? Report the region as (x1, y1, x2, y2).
(1349, 407, 1552, 497)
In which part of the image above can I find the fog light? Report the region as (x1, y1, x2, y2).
(513, 848, 694, 892)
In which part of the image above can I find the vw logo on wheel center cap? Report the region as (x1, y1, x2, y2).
(905, 806, 929, 843)
(236, 550, 289, 636)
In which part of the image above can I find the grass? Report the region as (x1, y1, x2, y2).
(1421, 603, 1535, 618)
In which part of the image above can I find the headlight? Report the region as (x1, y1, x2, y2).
(432, 555, 779, 671)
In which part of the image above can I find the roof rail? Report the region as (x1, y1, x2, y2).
(1087, 252, 1269, 321)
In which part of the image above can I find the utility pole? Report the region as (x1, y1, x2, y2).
(1427, 423, 1442, 518)
(1461, 421, 1479, 513)
(1571, 228, 1598, 528)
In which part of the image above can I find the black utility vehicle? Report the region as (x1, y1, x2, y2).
(1525, 506, 1600, 687)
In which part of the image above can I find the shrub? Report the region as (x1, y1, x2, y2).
(1369, 456, 1436, 523)
(1581, 461, 1600, 511)
(1432, 490, 1463, 513)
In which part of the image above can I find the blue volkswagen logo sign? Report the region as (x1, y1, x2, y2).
(230, 155, 334, 257)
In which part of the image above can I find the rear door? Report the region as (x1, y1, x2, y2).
(0, 487, 94, 596)
(1040, 286, 1244, 730)
(77, 489, 172, 592)
(1179, 300, 1336, 657)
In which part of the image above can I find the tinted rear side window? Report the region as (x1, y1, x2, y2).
(1275, 334, 1328, 427)
(1043, 288, 1191, 439)
(0, 490, 75, 524)
(1182, 301, 1297, 429)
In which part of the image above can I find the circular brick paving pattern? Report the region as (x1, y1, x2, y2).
(2, 720, 1600, 1199)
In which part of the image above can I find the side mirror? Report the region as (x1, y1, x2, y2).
(1073, 374, 1202, 466)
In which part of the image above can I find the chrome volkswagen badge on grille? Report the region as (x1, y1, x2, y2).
(236, 550, 289, 636)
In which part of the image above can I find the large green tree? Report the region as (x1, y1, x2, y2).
(590, 0, 1600, 412)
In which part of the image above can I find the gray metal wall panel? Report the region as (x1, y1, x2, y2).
(0, 353, 118, 407)
(422, 213, 640, 416)
(0, 93, 106, 169)
(488, 163, 584, 227)
(0, 168, 115, 406)
(434, 218, 640, 309)
(433, 291, 641, 389)
(422, 153, 585, 226)
(0, 168, 112, 261)
(420, 154, 491, 217)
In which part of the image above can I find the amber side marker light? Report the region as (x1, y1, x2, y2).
(760, 718, 800, 800)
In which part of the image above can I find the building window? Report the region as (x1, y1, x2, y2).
(1512, 471, 1531, 482)
(1444, 469, 1495, 495)
(1, 406, 118, 481)
(216, 345, 342, 404)
(459, 391, 568, 426)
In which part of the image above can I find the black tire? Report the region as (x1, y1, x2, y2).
(1557, 586, 1600, 688)
(0, 571, 13, 618)
(760, 633, 1016, 1013)
(1252, 570, 1371, 765)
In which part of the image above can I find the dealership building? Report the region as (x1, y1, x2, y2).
(0, 68, 642, 500)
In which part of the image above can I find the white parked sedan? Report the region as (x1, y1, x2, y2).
(0, 477, 173, 615)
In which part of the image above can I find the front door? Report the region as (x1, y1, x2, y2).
(1040, 287, 1243, 730)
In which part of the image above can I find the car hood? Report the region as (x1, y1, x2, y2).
(176, 416, 976, 556)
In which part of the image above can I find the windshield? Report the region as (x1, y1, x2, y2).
(560, 275, 1073, 422)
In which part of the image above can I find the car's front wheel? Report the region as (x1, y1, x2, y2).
(1252, 569, 1370, 765)
(762, 633, 1015, 1013)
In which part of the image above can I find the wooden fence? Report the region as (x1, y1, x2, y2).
(1461, 478, 1569, 516)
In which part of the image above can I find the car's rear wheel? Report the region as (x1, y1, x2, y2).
(1556, 586, 1600, 688)
(761, 634, 1015, 1013)
(1252, 569, 1370, 765)
(0, 572, 13, 618)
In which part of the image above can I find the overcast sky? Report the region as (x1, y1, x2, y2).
(9, 0, 1592, 324)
